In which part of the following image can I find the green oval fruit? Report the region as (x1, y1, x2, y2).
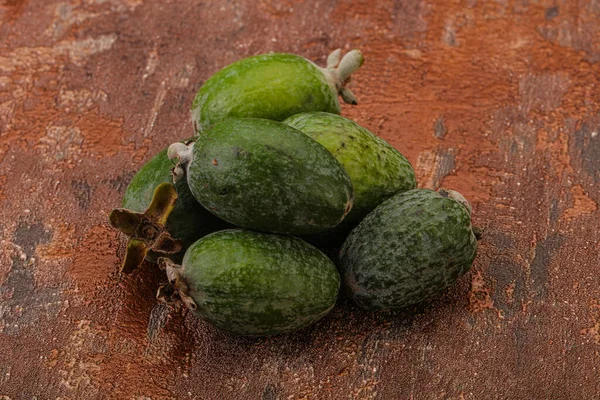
(191, 49, 364, 133)
(158, 230, 340, 336)
(169, 118, 354, 235)
(339, 189, 477, 311)
(283, 112, 417, 245)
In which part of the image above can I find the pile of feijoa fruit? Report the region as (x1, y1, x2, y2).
(109, 49, 478, 337)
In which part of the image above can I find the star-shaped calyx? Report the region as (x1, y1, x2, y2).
(109, 182, 183, 273)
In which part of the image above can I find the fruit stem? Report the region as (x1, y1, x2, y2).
(168, 142, 194, 183)
(321, 49, 364, 105)
(156, 258, 197, 311)
(472, 226, 484, 240)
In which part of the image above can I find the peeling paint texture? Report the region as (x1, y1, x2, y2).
(1, 0, 599, 399)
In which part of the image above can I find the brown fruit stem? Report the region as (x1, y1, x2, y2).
(156, 257, 197, 311)
(472, 225, 484, 241)
(109, 182, 182, 273)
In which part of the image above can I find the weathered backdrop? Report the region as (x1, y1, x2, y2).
(1, 0, 599, 399)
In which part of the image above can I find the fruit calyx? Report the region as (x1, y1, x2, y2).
(321, 48, 364, 105)
(156, 257, 197, 311)
(168, 141, 194, 184)
(109, 182, 183, 273)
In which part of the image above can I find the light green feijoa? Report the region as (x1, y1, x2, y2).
(339, 189, 478, 311)
(191, 49, 364, 133)
(283, 112, 417, 246)
(284, 112, 416, 225)
(157, 229, 340, 336)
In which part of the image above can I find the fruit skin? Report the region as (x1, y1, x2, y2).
(122, 143, 230, 257)
(191, 50, 363, 133)
(339, 189, 477, 311)
(170, 229, 340, 336)
(283, 112, 417, 246)
(171, 118, 354, 235)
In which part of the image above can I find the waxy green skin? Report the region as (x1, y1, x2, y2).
(185, 118, 354, 235)
(122, 145, 229, 257)
(339, 189, 477, 311)
(284, 112, 417, 245)
(191, 53, 340, 133)
(181, 230, 340, 336)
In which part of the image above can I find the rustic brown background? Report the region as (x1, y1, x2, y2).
(1, 0, 599, 399)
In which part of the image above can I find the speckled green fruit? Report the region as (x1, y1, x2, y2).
(191, 50, 364, 133)
(169, 118, 354, 235)
(122, 142, 230, 258)
(165, 230, 340, 336)
(339, 189, 477, 311)
(284, 112, 417, 246)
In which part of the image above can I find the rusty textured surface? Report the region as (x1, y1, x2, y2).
(1, 0, 599, 399)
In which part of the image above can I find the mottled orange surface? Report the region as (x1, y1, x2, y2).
(1, 0, 599, 399)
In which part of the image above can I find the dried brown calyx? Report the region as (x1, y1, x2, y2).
(109, 182, 183, 273)
(156, 257, 197, 311)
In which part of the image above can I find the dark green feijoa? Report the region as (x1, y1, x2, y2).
(284, 112, 416, 246)
(168, 118, 354, 235)
(157, 229, 340, 336)
(191, 49, 364, 133)
(339, 189, 477, 311)
(109, 142, 230, 273)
